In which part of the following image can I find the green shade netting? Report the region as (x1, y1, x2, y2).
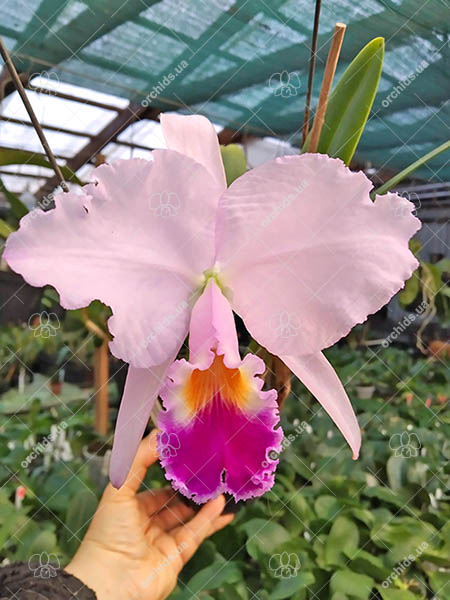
(1, 0, 449, 180)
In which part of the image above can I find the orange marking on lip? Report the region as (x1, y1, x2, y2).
(184, 354, 250, 415)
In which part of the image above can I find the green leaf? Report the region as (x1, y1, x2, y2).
(370, 518, 437, 565)
(399, 274, 420, 307)
(376, 139, 450, 195)
(330, 570, 374, 600)
(428, 572, 450, 600)
(61, 488, 98, 556)
(0, 218, 15, 238)
(349, 508, 375, 528)
(363, 486, 407, 509)
(378, 588, 418, 600)
(269, 571, 315, 599)
(185, 560, 242, 593)
(325, 517, 360, 565)
(0, 176, 28, 219)
(292, 495, 316, 523)
(435, 258, 450, 274)
(220, 144, 247, 186)
(346, 548, 391, 580)
(241, 519, 290, 558)
(314, 495, 341, 520)
(0, 148, 82, 185)
(28, 529, 57, 556)
(302, 37, 384, 164)
(386, 456, 409, 490)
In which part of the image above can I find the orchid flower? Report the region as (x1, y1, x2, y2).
(4, 114, 420, 503)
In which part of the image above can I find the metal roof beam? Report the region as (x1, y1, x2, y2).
(25, 86, 121, 112)
(0, 114, 92, 138)
(36, 104, 160, 198)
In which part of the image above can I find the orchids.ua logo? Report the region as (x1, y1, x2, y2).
(141, 60, 188, 107)
(389, 431, 421, 458)
(149, 191, 181, 217)
(28, 311, 60, 338)
(159, 432, 181, 458)
(381, 542, 428, 589)
(381, 59, 429, 108)
(382, 300, 428, 348)
(269, 552, 301, 578)
(269, 70, 301, 97)
(271, 310, 301, 338)
(28, 552, 60, 578)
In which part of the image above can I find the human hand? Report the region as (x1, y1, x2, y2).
(66, 430, 234, 600)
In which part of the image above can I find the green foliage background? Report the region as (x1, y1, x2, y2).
(1, 345, 449, 599)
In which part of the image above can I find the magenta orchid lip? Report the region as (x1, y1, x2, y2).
(157, 278, 283, 503)
(3, 112, 421, 501)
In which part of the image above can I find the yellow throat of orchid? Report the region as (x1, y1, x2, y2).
(184, 353, 251, 415)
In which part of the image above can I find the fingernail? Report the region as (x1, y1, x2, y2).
(209, 494, 225, 515)
(149, 429, 159, 450)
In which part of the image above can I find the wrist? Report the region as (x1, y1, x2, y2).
(65, 543, 125, 600)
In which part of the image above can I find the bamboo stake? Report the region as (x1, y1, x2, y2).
(308, 23, 346, 154)
(301, 0, 322, 146)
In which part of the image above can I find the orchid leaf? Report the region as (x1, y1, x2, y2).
(330, 570, 374, 600)
(0, 148, 82, 186)
(0, 176, 28, 219)
(302, 37, 384, 165)
(220, 144, 247, 186)
(0, 218, 14, 239)
(378, 589, 418, 600)
(269, 572, 315, 599)
(325, 516, 359, 566)
(399, 272, 420, 306)
(376, 139, 450, 195)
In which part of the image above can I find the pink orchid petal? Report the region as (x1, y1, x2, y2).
(189, 278, 241, 367)
(215, 153, 421, 357)
(281, 352, 361, 458)
(110, 361, 173, 488)
(4, 153, 222, 368)
(160, 113, 226, 191)
(157, 279, 282, 502)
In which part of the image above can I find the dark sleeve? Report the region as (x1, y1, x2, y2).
(0, 561, 97, 599)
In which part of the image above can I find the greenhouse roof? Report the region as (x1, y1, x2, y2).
(1, 0, 450, 184)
